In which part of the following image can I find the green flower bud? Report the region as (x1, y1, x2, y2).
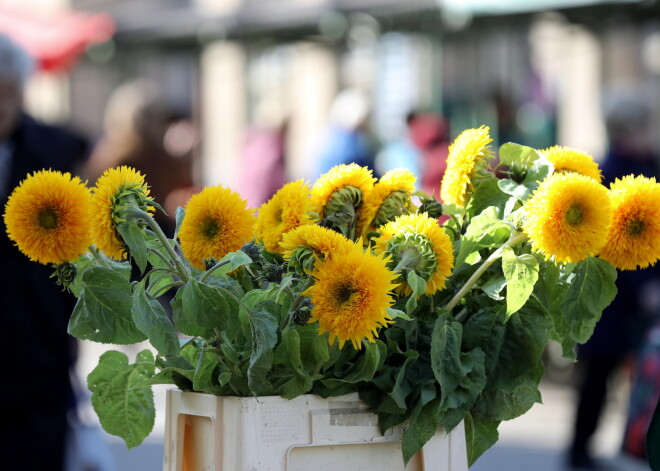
(50, 262, 77, 292)
(373, 190, 414, 227)
(386, 232, 437, 283)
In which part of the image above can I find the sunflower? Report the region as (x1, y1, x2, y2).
(280, 224, 358, 273)
(373, 213, 454, 296)
(440, 125, 492, 207)
(255, 180, 314, 253)
(178, 185, 255, 269)
(542, 145, 602, 182)
(599, 175, 660, 270)
(311, 164, 376, 239)
(523, 173, 612, 263)
(4, 170, 93, 264)
(304, 245, 396, 349)
(359, 169, 417, 239)
(90, 166, 152, 259)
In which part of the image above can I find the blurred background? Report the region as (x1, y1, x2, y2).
(3, 0, 660, 470)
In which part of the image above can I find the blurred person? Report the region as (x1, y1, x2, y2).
(316, 88, 377, 176)
(235, 99, 288, 208)
(376, 111, 449, 197)
(0, 34, 90, 471)
(567, 87, 660, 470)
(85, 79, 198, 236)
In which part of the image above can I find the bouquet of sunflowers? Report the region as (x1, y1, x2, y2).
(4, 125, 659, 466)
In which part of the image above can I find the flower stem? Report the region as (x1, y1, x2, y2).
(443, 232, 527, 314)
(125, 206, 190, 283)
(200, 260, 231, 283)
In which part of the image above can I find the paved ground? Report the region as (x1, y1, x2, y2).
(73, 341, 652, 471)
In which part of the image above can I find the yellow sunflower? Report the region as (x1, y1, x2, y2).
(311, 164, 375, 239)
(304, 245, 396, 349)
(440, 125, 492, 207)
(523, 173, 612, 263)
(599, 175, 660, 270)
(373, 213, 454, 296)
(255, 180, 314, 253)
(359, 169, 417, 239)
(178, 185, 255, 269)
(4, 170, 93, 264)
(542, 145, 602, 182)
(90, 166, 152, 259)
(280, 224, 358, 272)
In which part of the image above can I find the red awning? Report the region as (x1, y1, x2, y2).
(0, 7, 115, 73)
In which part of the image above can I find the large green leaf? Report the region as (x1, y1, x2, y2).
(466, 177, 511, 219)
(464, 412, 500, 467)
(170, 288, 214, 338)
(273, 327, 313, 399)
(68, 266, 147, 344)
(131, 280, 180, 356)
(501, 247, 539, 317)
(181, 278, 230, 329)
(87, 350, 155, 448)
(117, 219, 150, 273)
(471, 305, 550, 422)
(321, 341, 385, 389)
(247, 302, 279, 394)
(401, 397, 442, 465)
(499, 142, 544, 168)
(455, 207, 511, 267)
(554, 257, 618, 359)
(430, 315, 486, 427)
(462, 307, 507, 378)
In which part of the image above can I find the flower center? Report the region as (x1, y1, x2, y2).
(335, 282, 358, 304)
(565, 205, 583, 227)
(627, 219, 645, 237)
(201, 218, 221, 240)
(38, 208, 59, 230)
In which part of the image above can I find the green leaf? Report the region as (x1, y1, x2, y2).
(321, 341, 384, 388)
(407, 270, 427, 297)
(455, 207, 511, 268)
(480, 273, 506, 301)
(430, 315, 487, 418)
(401, 397, 441, 465)
(462, 307, 506, 378)
(471, 305, 550, 422)
(68, 266, 147, 344)
(174, 206, 185, 239)
(117, 219, 149, 273)
(131, 281, 180, 356)
(388, 349, 419, 409)
(647, 397, 660, 470)
(170, 288, 214, 338)
(247, 302, 279, 394)
(273, 328, 313, 399)
(502, 247, 539, 317)
(87, 350, 155, 448)
(499, 142, 544, 168)
(554, 257, 618, 359)
(192, 350, 225, 394)
(387, 307, 413, 321)
(181, 278, 230, 329)
(466, 177, 510, 219)
(464, 412, 500, 467)
(498, 179, 532, 201)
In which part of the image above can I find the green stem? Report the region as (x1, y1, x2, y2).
(147, 248, 176, 272)
(281, 277, 315, 329)
(89, 246, 111, 268)
(200, 260, 231, 283)
(125, 206, 190, 283)
(443, 232, 527, 313)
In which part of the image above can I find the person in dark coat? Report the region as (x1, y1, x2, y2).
(568, 88, 660, 470)
(0, 34, 88, 471)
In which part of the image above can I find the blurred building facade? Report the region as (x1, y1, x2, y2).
(10, 0, 660, 190)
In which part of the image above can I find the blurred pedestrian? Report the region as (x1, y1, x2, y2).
(0, 34, 89, 471)
(567, 86, 660, 470)
(316, 88, 377, 176)
(235, 99, 288, 208)
(85, 79, 198, 236)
